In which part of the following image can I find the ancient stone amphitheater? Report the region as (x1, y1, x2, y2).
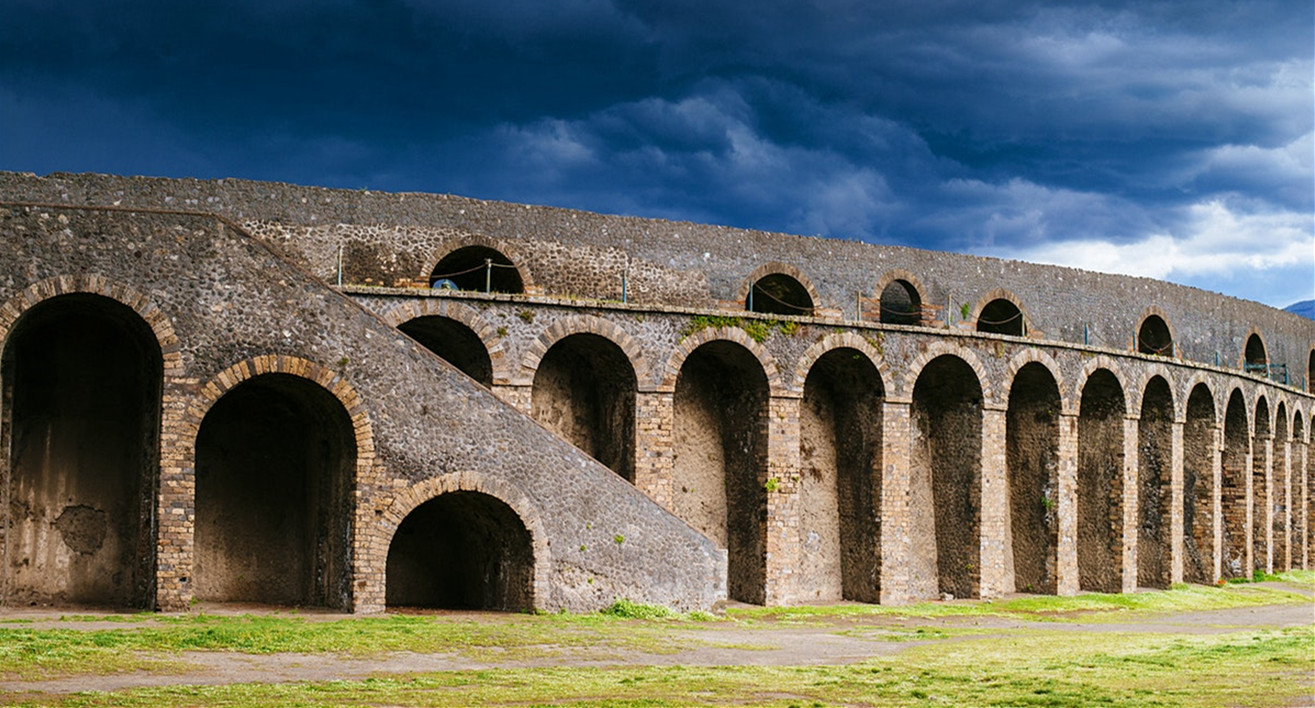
(1, 172, 1310, 613)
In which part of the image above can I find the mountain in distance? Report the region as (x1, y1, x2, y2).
(1284, 299, 1314, 320)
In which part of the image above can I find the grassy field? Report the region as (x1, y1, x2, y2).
(0, 573, 1311, 707)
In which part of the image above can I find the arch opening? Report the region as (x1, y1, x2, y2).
(1182, 384, 1216, 584)
(429, 246, 524, 294)
(747, 273, 813, 316)
(385, 491, 533, 611)
(1251, 397, 1271, 574)
(1077, 369, 1126, 593)
(878, 280, 922, 326)
(976, 298, 1024, 337)
(1137, 377, 1173, 589)
(1272, 405, 1289, 572)
(195, 373, 354, 609)
(1006, 362, 1061, 595)
(2, 294, 161, 608)
(673, 340, 769, 604)
(1244, 334, 1267, 374)
(1292, 414, 1305, 570)
(800, 348, 885, 603)
(911, 355, 983, 599)
(398, 316, 494, 387)
(1220, 391, 1249, 579)
(1137, 315, 1174, 357)
(531, 333, 636, 482)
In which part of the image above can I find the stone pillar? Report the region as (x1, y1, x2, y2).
(1170, 418, 1185, 584)
(979, 404, 1010, 597)
(764, 394, 803, 605)
(156, 378, 199, 611)
(1280, 435, 1291, 572)
(1211, 424, 1223, 583)
(1244, 439, 1254, 576)
(1056, 412, 1080, 595)
(1122, 415, 1139, 593)
(1260, 434, 1273, 574)
(633, 390, 675, 509)
(879, 398, 914, 604)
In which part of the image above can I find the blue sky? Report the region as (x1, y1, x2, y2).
(2, 0, 1311, 308)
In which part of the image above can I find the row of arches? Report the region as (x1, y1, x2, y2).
(420, 246, 1307, 386)
(393, 305, 1311, 603)
(1, 293, 535, 611)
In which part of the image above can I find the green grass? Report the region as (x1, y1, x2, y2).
(2, 628, 1309, 707)
(728, 579, 1311, 624)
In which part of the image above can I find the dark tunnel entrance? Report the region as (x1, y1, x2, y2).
(673, 340, 769, 604)
(800, 348, 885, 603)
(430, 246, 524, 294)
(2, 294, 161, 608)
(194, 373, 355, 609)
(1182, 384, 1216, 584)
(532, 333, 637, 482)
(386, 491, 534, 611)
(1078, 369, 1125, 593)
(1137, 377, 1173, 589)
(1006, 362, 1061, 595)
(398, 315, 494, 387)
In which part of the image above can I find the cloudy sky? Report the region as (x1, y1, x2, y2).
(2, 0, 1311, 308)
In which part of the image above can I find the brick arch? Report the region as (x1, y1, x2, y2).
(899, 340, 994, 404)
(1072, 356, 1134, 418)
(515, 315, 649, 388)
(733, 262, 823, 314)
(1239, 326, 1268, 371)
(1004, 349, 1070, 415)
(788, 331, 889, 395)
(871, 269, 930, 325)
(420, 233, 537, 293)
(1134, 305, 1177, 357)
(660, 327, 783, 395)
(1128, 363, 1176, 416)
(363, 471, 552, 611)
(970, 287, 1036, 338)
(380, 298, 511, 385)
(0, 274, 184, 377)
(1252, 391, 1274, 436)
(1292, 405, 1307, 444)
(183, 355, 376, 481)
(1177, 371, 1219, 423)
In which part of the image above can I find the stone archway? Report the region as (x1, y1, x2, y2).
(1182, 383, 1216, 584)
(1006, 361, 1061, 595)
(1077, 369, 1126, 593)
(1137, 376, 1173, 588)
(1, 293, 163, 608)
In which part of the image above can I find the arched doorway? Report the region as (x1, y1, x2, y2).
(430, 246, 524, 294)
(1273, 404, 1289, 571)
(2, 294, 161, 607)
(1137, 377, 1173, 588)
(1006, 362, 1061, 594)
(1252, 397, 1271, 573)
(194, 373, 355, 608)
(1078, 369, 1126, 593)
(746, 273, 813, 316)
(800, 348, 884, 602)
(1137, 316, 1174, 357)
(911, 355, 983, 599)
(386, 491, 534, 611)
(1182, 384, 1216, 584)
(531, 333, 637, 482)
(878, 280, 921, 326)
(673, 340, 769, 604)
(1220, 391, 1249, 579)
(398, 316, 494, 386)
(1244, 334, 1267, 375)
(976, 299, 1025, 337)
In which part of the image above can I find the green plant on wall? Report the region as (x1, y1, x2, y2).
(681, 314, 803, 344)
(960, 302, 972, 321)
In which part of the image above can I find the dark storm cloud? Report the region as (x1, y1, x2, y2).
(2, 0, 1310, 305)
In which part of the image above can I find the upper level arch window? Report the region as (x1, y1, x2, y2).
(1243, 333, 1267, 375)
(976, 298, 1025, 337)
(429, 246, 524, 294)
(1137, 314, 1174, 357)
(879, 279, 922, 326)
(747, 273, 814, 316)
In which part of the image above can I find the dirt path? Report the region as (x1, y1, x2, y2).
(2, 585, 1311, 697)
